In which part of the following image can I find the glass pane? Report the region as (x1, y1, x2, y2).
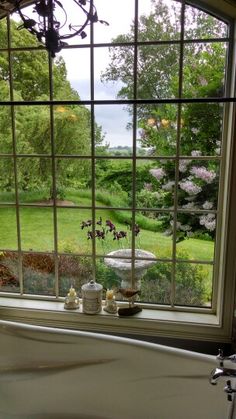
(180, 103, 223, 156)
(94, 210, 132, 255)
(96, 257, 121, 291)
(0, 18, 8, 48)
(96, 46, 134, 100)
(0, 53, 10, 101)
(95, 104, 133, 155)
(54, 105, 91, 155)
(175, 262, 213, 307)
(136, 159, 175, 210)
(138, 0, 181, 42)
(15, 105, 51, 154)
(0, 158, 15, 203)
(95, 159, 132, 208)
(184, 5, 228, 39)
(94, 0, 134, 44)
(11, 50, 50, 101)
(0, 251, 20, 293)
(56, 49, 90, 100)
(137, 44, 179, 100)
(20, 208, 54, 252)
(182, 42, 227, 98)
(59, 255, 92, 297)
(135, 211, 173, 259)
(17, 157, 52, 202)
(10, 15, 41, 48)
(55, 158, 92, 205)
(22, 252, 55, 296)
(178, 160, 220, 211)
(176, 213, 215, 261)
(141, 261, 172, 305)
(137, 104, 177, 156)
(0, 106, 12, 153)
(0, 207, 17, 250)
(57, 208, 92, 255)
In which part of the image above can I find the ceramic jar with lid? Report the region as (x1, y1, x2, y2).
(82, 279, 103, 314)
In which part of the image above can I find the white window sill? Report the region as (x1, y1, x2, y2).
(0, 297, 229, 343)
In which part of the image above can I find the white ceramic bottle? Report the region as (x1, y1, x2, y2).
(81, 279, 103, 314)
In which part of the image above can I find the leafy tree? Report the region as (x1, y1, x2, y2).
(101, 0, 227, 239)
(0, 18, 103, 195)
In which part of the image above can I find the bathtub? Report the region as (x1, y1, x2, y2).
(0, 320, 234, 419)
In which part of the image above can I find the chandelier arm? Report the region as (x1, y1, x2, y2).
(61, 0, 94, 40)
(15, 0, 40, 37)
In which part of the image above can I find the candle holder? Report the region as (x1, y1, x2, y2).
(103, 289, 117, 314)
(64, 286, 80, 310)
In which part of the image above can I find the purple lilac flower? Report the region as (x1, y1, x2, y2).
(190, 166, 216, 184)
(179, 180, 202, 195)
(191, 150, 202, 157)
(162, 181, 175, 191)
(202, 201, 213, 210)
(199, 214, 216, 231)
(149, 168, 166, 180)
(144, 182, 153, 191)
(179, 159, 190, 173)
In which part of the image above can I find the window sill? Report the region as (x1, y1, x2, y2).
(0, 296, 230, 343)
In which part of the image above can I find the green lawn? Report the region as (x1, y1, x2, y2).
(0, 191, 214, 262)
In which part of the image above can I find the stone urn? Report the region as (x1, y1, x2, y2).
(104, 248, 156, 289)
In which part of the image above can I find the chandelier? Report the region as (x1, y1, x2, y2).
(13, 0, 108, 57)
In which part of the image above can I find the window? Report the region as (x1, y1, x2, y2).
(0, 0, 235, 340)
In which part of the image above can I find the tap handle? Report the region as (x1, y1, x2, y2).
(217, 349, 224, 366)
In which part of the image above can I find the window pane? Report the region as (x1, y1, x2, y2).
(11, 51, 50, 101)
(0, 157, 15, 203)
(141, 261, 172, 305)
(56, 49, 90, 100)
(97, 46, 134, 100)
(0, 52, 10, 101)
(184, 5, 228, 39)
(17, 157, 52, 202)
(22, 252, 55, 296)
(137, 44, 179, 100)
(59, 255, 92, 297)
(0, 18, 8, 48)
(137, 104, 178, 157)
(0, 106, 12, 153)
(95, 159, 132, 208)
(15, 105, 51, 154)
(180, 103, 224, 156)
(136, 159, 175, 210)
(55, 158, 92, 205)
(20, 208, 54, 252)
(178, 160, 220, 212)
(0, 207, 17, 250)
(95, 104, 133, 155)
(95, 210, 132, 255)
(135, 211, 173, 259)
(175, 262, 213, 307)
(54, 105, 91, 155)
(138, 0, 181, 42)
(57, 208, 92, 255)
(182, 42, 227, 98)
(0, 251, 20, 293)
(94, 0, 135, 44)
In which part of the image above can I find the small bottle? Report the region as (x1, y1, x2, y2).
(64, 286, 80, 310)
(82, 279, 103, 314)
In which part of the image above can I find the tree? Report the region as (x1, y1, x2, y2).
(0, 18, 103, 195)
(101, 0, 227, 239)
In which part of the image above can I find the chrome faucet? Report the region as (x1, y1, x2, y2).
(210, 366, 236, 385)
(210, 350, 236, 401)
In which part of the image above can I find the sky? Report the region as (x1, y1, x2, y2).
(58, 0, 153, 147)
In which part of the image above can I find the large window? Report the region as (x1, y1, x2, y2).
(0, 0, 235, 334)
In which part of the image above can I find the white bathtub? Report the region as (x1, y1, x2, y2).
(0, 320, 233, 419)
